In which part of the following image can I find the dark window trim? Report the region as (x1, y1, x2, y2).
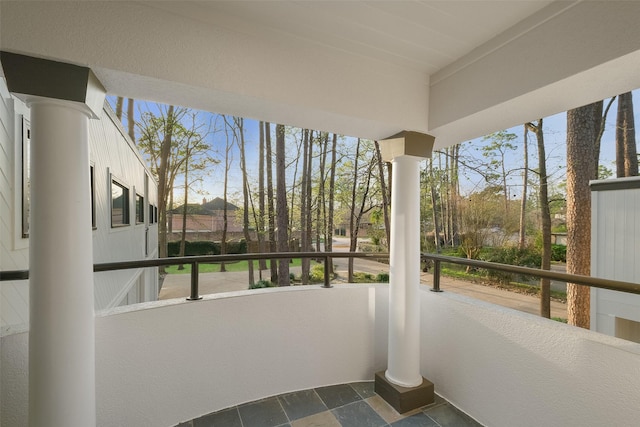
(110, 176, 130, 228)
(21, 117, 30, 238)
(136, 192, 144, 224)
(90, 164, 97, 230)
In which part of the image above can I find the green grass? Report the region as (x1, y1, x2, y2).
(166, 258, 303, 274)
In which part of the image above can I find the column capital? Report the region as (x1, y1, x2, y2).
(379, 131, 435, 162)
(1, 51, 105, 119)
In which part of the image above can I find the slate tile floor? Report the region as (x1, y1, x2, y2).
(176, 382, 483, 427)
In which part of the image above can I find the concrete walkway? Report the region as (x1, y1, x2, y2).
(159, 256, 567, 320)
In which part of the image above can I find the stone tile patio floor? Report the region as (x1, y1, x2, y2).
(175, 382, 482, 427)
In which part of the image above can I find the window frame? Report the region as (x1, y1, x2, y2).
(21, 119, 30, 238)
(110, 177, 130, 228)
(90, 164, 96, 229)
(135, 192, 144, 224)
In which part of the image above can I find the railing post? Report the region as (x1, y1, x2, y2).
(430, 260, 442, 292)
(187, 261, 202, 301)
(322, 255, 332, 288)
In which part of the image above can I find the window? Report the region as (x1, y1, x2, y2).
(149, 204, 155, 224)
(154, 206, 158, 224)
(136, 193, 144, 224)
(111, 180, 130, 227)
(90, 165, 96, 229)
(22, 119, 30, 238)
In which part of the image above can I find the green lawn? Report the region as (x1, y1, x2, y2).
(165, 258, 303, 274)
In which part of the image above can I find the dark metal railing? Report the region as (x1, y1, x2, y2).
(92, 252, 390, 300)
(2, 251, 640, 306)
(421, 253, 640, 295)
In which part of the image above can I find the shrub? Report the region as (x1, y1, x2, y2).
(167, 240, 247, 257)
(480, 246, 542, 284)
(551, 244, 566, 262)
(376, 273, 389, 283)
(167, 240, 218, 256)
(358, 242, 386, 253)
(249, 280, 274, 289)
(353, 272, 374, 283)
(309, 264, 326, 282)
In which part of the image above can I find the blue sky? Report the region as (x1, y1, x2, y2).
(457, 91, 637, 197)
(109, 89, 638, 204)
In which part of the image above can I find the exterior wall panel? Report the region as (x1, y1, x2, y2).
(591, 178, 640, 339)
(0, 78, 158, 333)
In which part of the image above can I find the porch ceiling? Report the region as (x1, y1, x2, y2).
(2, 1, 640, 147)
(148, 1, 553, 77)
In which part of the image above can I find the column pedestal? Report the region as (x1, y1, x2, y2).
(375, 371, 434, 414)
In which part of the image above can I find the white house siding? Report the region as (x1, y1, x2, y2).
(590, 178, 640, 341)
(0, 77, 159, 334)
(0, 78, 30, 334)
(89, 106, 159, 311)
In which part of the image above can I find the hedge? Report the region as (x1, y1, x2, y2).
(167, 240, 247, 257)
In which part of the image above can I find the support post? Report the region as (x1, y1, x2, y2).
(1, 52, 105, 427)
(376, 131, 435, 413)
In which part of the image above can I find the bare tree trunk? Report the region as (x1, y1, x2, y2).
(450, 146, 461, 245)
(348, 148, 376, 282)
(168, 191, 174, 235)
(374, 141, 391, 248)
(115, 97, 124, 120)
(236, 117, 254, 285)
(306, 132, 314, 255)
(289, 131, 303, 237)
(518, 125, 529, 250)
(317, 133, 327, 255)
(566, 103, 599, 328)
(300, 129, 310, 284)
(275, 124, 290, 286)
(157, 105, 175, 271)
(437, 153, 448, 245)
(258, 122, 267, 272)
(177, 138, 190, 270)
(528, 120, 551, 318)
(616, 92, 639, 177)
(442, 147, 454, 246)
(326, 133, 338, 274)
(220, 120, 234, 272)
(265, 122, 277, 282)
(428, 158, 441, 252)
(127, 98, 135, 143)
(595, 97, 616, 178)
(348, 139, 361, 282)
(321, 134, 328, 253)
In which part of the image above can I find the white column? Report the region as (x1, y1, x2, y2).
(28, 100, 96, 426)
(385, 155, 423, 388)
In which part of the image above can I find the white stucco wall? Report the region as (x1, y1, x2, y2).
(3, 284, 640, 427)
(421, 291, 640, 427)
(0, 285, 386, 427)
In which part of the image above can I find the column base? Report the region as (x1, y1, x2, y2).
(374, 371, 434, 414)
